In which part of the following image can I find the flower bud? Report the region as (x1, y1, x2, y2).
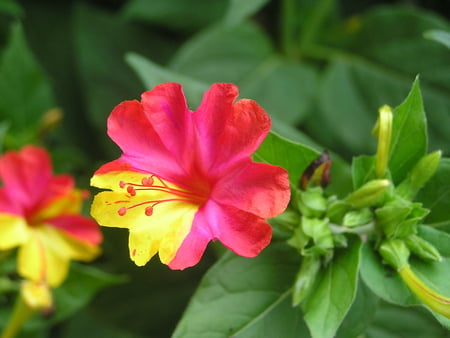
(297, 187, 327, 218)
(399, 265, 450, 319)
(397, 150, 442, 199)
(292, 255, 321, 306)
(342, 208, 373, 228)
(372, 105, 393, 178)
(405, 235, 442, 262)
(346, 179, 390, 209)
(379, 239, 410, 270)
(326, 197, 351, 224)
(301, 216, 333, 255)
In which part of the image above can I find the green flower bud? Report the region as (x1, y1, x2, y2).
(326, 197, 351, 224)
(346, 179, 390, 209)
(372, 105, 393, 178)
(342, 208, 373, 228)
(397, 150, 442, 199)
(292, 255, 321, 306)
(332, 233, 348, 248)
(405, 235, 442, 262)
(301, 216, 333, 255)
(379, 239, 410, 270)
(297, 187, 327, 218)
(287, 225, 309, 252)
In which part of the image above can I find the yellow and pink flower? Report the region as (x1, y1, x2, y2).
(0, 146, 102, 287)
(90, 83, 290, 269)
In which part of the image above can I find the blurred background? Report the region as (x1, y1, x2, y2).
(0, 0, 449, 337)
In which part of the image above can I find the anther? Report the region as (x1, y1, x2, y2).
(142, 177, 154, 186)
(145, 206, 154, 216)
(119, 181, 126, 189)
(118, 207, 127, 216)
(127, 186, 136, 196)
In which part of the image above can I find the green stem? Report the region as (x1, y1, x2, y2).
(281, 0, 297, 58)
(1, 293, 35, 338)
(299, 0, 336, 49)
(329, 222, 375, 235)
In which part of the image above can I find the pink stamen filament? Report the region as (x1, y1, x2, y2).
(116, 175, 208, 216)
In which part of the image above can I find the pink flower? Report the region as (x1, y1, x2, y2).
(90, 83, 290, 269)
(0, 146, 102, 286)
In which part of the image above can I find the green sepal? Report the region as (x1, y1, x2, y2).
(397, 150, 442, 200)
(342, 208, 373, 228)
(379, 239, 410, 270)
(326, 197, 351, 224)
(405, 234, 442, 262)
(346, 179, 390, 209)
(301, 216, 334, 255)
(297, 187, 327, 218)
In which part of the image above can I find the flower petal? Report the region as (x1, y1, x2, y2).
(194, 84, 271, 173)
(47, 215, 102, 246)
(213, 161, 290, 218)
(0, 146, 52, 211)
(106, 99, 186, 181)
(0, 213, 28, 250)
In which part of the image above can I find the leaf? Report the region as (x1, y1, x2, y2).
(417, 157, 450, 226)
(301, 238, 362, 338)
(240, 57, 318, 125)
(388, 77, 427, 184)
(126, 53, 209, 108)
(254, 131, 319, 185)
(351, 155, 376, 189)
(0, 23, 55, 148)
(424, 29, 450, 49)
(172, 243, 305, 338)
(366, 300, 450, 338)
(307, 7, 450, 157)
(336, 280, 379, 338)
(360, 226, 450, 329)
(224, 0, 270, 27)
(169, 22, 273, 84)
(121, 0, 228, 32)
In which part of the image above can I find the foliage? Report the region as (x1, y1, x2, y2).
(0, 0, 449, 337)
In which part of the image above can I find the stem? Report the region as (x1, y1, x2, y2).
(299, 0, 336, 49)
(329, 222, 375, 235)
(281, 0, 297, 58)
(1, 293, 35, 338)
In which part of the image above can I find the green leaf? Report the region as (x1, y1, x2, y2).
(170, 22, 273, 84)
(307, 7, 450, 157)
(121, 0, 228, 32)
(388, 77, 427, 184)
(301, 239, 362, 338)
(73, 2, 176, 155)
(360, 226, 450, 329)
(417, 157, 450, 227)
(0, 0, 23, 17)
(224, 0, 269, 27)
(240, 57, 318, 125)
(336, 280, 379, 338)
(254, 131, 319, 185)
(0, 23, 55, 148)
(126, 52, 209, 108)
(366, 301, 450, 338)
(351, 155, 376, 189)
(424, 29, 450, 49)
(172, 243, 307, 338)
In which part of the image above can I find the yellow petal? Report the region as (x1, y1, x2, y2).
(91, 170, 153, 190)
(129, 200, 198, 266)
(21, 280, 53, 311)
(0, 213, 28, 250)
(18, 226, 100, 287)
(32, 190, 83, 224)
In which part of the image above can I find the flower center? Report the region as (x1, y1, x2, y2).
(114, 175, 207, 217)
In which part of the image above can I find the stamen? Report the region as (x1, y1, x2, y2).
(115, 175, 208, 217)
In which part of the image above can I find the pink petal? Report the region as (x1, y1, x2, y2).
(48, 215, 102, 245)
(194, 84, 271, 173)
(0, 146, 52, 211)
(106, 99, 187, 182)
(212, 160, 290, 219)
(167, 214, 210, 270)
